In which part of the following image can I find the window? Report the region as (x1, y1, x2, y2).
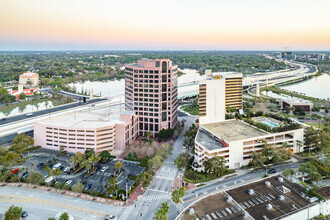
(162, 61, 167, 73)
(156, 61, 160, 67)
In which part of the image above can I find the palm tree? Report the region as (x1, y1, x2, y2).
(115, 161, 124, 173)
(105, 177, 119, 197)
(155, 202, 169, 220)
(89, 153, 101, 169)
(82, 160, 91, 174)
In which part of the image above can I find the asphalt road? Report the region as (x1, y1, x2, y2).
(0, 97, 106, 127)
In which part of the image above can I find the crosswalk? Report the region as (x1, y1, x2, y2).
(176, 202, 184, 212)
(142, 194, 170, 201)
(155, 166, 177, 181)
(119, 205, 134, 220)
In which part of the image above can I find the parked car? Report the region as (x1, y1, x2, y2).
(0, 117, 6, 121)
(64, 167, 71, 174)
(37, 162, 44, 168)
(84, 183, 92, 191)
(52, 163, 62, 170)
(65, 180, 72, 186)
(100, 166, 109, 172)
(12, 168, 19, 174)
(268, 168, 276, 174)
(22, 171, 29, 179)
(21, 211, 28, 218)
(45, 176, 55, 183)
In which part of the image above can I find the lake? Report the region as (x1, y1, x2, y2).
(0, 101, 54, 118)
(68, 68, 203, 98)
(280, 74, 330, 100)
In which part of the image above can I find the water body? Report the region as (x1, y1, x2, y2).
(69, 68, 203, 98)
(0, 101, 54, 118)
(280, 74, 330, 100)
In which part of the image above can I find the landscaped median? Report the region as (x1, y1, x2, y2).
(0, 182, 125, 206)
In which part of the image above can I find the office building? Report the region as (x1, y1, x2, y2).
(124, 58, 178, 136)
(199, 72, 243, 125)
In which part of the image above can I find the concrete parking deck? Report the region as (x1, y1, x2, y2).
(202, 119, 268, 142)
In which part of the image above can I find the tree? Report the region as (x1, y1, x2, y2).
(115, 161, 124, 173)
(174, 153, 190, 169)
(10, 133, 34, 154)
(45, 167, 62, 177)
(283, 169, 296, 181)
(100, 150, 111, 162)
(48, 218, 56, 220)
(146, 131, 152, 140)
(299, 163, 318, 177)
(18, 92, 26, 100)
(85, 149, 95, 158)
(82, 160, 91, 174)
(105, 177, 119, 197)
(250, 151, 266, 167)
(183, 124, 197, 149)
(203, 156, 226, 177)
(171, 187, 186, 204)
(70, 152, 85, 168)
(308, 171, 322, 183)
(155, 202, 169, 220)
(4, 205, 22, 220)
(89, 153, 101, 169)
(148, 155, 164, 170)
(26, 171, 44, 185)
(59, 212, 69, 220)
(72, 180, 84, 193)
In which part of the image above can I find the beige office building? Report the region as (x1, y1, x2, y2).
(19, 72, 39, 87)
(199, 72, 243, 124)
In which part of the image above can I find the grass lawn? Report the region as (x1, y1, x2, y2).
(183, 167, 235, 183)
(182, 104, 199, 115)
(305, 122, 325, 129)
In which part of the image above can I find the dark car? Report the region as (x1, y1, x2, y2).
(37, 162, 44, 168)
(22, 171, 29, 179)
(84, 184, 92, 191)
(0, 117, 6, 121)
(268, 168, 276, 174)
(21, 211, 28, 218)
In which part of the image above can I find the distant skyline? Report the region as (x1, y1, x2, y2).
(1, 0, 330, 51)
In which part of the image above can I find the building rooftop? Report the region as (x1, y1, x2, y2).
(282, 96, 313, 104)
(180, 192, 244, 220)
(202, 120, 268, 142)
(39, 103, 130, 128)
(227, 175, 314, 220)
(195, 129, 225, 151)
(20, 72, 38, 77)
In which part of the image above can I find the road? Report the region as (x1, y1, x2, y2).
(0, 187, 122, 220)
(117, 114, 197, 220)
(0, 98, 106, 127)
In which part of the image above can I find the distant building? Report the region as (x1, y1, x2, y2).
(281, 97, 314, 114)
(19, 72, 39, 87)
(199, 72, 243, 124)
(124, 58, 178, 136)
(281, 51, 294, 60)
(34, 105, 138, 153)
(8, 84, 37, 100)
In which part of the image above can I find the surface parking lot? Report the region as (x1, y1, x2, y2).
(18, 148, 144, 194)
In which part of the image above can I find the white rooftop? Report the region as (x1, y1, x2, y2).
(39, 103, 128, 128)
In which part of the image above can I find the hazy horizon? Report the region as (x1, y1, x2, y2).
(1, 0, 330, 51)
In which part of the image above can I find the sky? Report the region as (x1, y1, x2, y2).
(0, 0, 330, 51)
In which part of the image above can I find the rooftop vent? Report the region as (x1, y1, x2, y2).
(265, 181, 271, 187)
(248, 189, 255, 195)
(309, 197, 319, 203)
(226, 196, 232, 203)
(266, 204, 273, 210)
(278, 177, 284, 182)
(189, 208, 195, 215)
(263, 215, 269, 220)
(277, 185, 291, 194)
(279, 195, 285, 201)
(291, 204, 297, 209)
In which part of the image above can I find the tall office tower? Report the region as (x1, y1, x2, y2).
(199, 72, 242, 125)
(124, 59, 178, 136)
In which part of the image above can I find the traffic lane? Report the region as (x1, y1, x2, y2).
(0, 98, 106, 126)
(182, 161, 302, 203)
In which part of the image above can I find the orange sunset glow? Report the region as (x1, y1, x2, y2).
(1, 0, 330, 50)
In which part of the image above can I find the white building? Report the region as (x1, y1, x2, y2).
(19, 72, 39, 87)
(199, 72, 243, 125)
(193, 119, 304, 170)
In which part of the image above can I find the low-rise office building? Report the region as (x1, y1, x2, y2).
(281, 97, 314, 114)
(19, 72, 39, 87)
(34, 104, 138, 153)
(193, 119, 304, 170)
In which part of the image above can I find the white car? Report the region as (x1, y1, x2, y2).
(65, 180, 72, 185)
(100, 166, 108, 172)
(45, 176, 55, 183)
